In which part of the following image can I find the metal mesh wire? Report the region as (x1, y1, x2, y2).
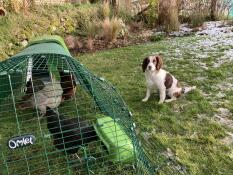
(0, 38, 189, 175)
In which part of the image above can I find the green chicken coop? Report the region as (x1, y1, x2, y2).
(0, 36, 187, 175)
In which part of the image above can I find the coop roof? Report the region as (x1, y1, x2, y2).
(12, 35, 71, 58)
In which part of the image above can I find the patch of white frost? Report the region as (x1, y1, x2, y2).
(214, 108, 233, 129)
(160, 21, 233, 67)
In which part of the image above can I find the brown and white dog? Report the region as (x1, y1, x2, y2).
(142, 55, 196, 103)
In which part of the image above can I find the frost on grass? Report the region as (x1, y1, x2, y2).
(196, 21, 233, 36)
(214, 108, 233, 147)
(221, 132, 233, 146)
(158, 21, 233, 67)
(214, 108, 233, 129)
(213, 49, 233, 68)
(216, 92, 226, 98)
(216, 82, 233, 91)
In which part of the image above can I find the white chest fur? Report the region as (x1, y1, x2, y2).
(145, 69, 166, 90)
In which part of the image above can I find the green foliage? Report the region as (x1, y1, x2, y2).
(190, 12, 205, 28)
(0, 3, 133, 59)
(101, 1, 111, 19)
(76, 5, 99, 36)
(144, 0, 159, 28)
(149, 34, 165, 42)
(116, 8, 133, 24)
(101, 17, 125, 42)
(86, 21, 100, 39)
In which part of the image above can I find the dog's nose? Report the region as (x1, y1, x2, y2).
(148, 66, 152, 70)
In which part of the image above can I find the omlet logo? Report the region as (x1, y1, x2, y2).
(8, 135, 36, 149)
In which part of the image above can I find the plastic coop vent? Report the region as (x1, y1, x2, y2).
(0, 36, 157, 175)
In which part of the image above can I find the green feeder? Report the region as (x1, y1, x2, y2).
(94, 115, 135, 163)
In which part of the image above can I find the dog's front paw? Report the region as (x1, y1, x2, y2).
(142, 98, 148, 102)
(165, 99, 174, 103)
(165, 97, 177, 103)
(158, 100, 164, 104)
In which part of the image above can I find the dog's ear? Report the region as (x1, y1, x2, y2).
(155, 55, 163, 70)
(142, 57, 149, 72)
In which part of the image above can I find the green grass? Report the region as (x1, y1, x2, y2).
(76, 37, 233, 175)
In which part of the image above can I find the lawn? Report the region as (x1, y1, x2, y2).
(77, 35, 233, 175)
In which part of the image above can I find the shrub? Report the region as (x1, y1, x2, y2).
(7, 0, 30, 14)
(111, 17, 123, 40)
(101, 17, 124, 42)
(101, 1, 111, 19)
(86, 21, 99, 39)
(144, 0, 159, 28)
(10, 0, 21, 13)
(190, 12, 205, 28)
(102, 17, 112, 41)
(116, 8, 133, 24)
(129, 21, 144, 33)
(76, 5, 99, 36)
(149, 34, 165, 42)
(86, 37, 94, 51)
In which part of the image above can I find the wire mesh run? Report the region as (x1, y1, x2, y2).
(0, 52, 155, 175)
(0, 36, 189, 175)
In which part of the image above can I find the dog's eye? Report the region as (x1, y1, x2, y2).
(153, 60, 156, 63)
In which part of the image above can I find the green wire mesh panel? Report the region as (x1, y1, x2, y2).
(0, 36, 188, 175)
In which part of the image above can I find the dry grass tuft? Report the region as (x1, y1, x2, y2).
(86, 21, 99, 51)
(190, 11, 205, 28)
(10, 0, 30, 14)
(86, 37, 94, 51)
(86, 21, 100, 39)
(10, 0, 21, 13)
(101, 17, 124, 42)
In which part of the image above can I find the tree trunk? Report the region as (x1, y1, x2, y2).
(158, 0, 179, 32)
(210, 0, 217, 20)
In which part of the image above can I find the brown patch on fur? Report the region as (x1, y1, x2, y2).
(173, 91, 181, 98)
(155, 55, 163, 70)
(142, 57, 149, 72)
(164, 73, 173, 89)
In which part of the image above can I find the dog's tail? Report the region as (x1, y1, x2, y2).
(181, 86, 196, 94)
